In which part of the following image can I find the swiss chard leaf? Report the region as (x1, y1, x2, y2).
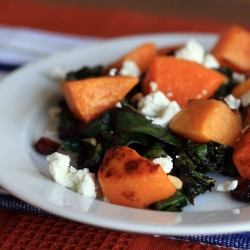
(174, 151, 216, 203)
(153, 190, 191, 211)
(110, 108, 186, 147)
(66, 65, 103, 81)
(214, 67, 239, 97)
(58, 102, 85, 140)
(143, 142, 168, 160)
(81, 112, 111, 138)
(181, 140, 239, 176)
(77, 143, 104, 174)
(61, 138, 90, 153)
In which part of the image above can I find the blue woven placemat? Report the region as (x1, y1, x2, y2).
(0, 194, 249, 249)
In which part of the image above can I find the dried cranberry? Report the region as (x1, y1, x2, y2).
(34, 137, 60, 155)
(230, 179, 250, 202)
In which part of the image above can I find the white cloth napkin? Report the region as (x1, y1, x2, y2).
(0, 25, 101, 79)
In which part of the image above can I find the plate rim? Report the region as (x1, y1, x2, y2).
(0, 32, 249, 236)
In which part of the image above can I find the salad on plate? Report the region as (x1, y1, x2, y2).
(34, 25, 250, 212)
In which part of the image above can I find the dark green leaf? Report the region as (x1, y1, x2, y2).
(110, 108, 186, 147)
(66, 65, 103, 81)
(182, 140, 239, 176)
(81, 112, 111, 138)
(143, 142, 168, 160)
(214, 67, 239, 97)
(77, 143, 104, 174)
(58, 102, 85, 140)
(174, 152, 216, 203)
(154, 190, 191, 211)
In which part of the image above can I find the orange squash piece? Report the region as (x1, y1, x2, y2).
(60, 76, 138, 123)
(142, 56, 227, 107)
(231, 78, 250, 98)
(98, 146, 176, 208)
(233, 127, 250, 179)
(104, 43, 157, 74)
(211, 25, 250, 74)
(169, 99, 243, 147)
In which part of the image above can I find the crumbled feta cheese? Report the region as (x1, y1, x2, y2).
(73, 168, 97, 198)
(175, 39, 205, 64)
(115, 102, 122, 108)
(216, 180, 238, 192)
(47, 153, 77, 191)
(109, 68, 117, 76)
(175, 40, 220, 68)
(151, 101, 181, 127)
(232, 72, 246, 83)
(203, 54, 220, 69)
(48, 106, 62, 123)
(119, 60, 140, 77)
(137, 91, 181, 127)
(47, 152, 97, 198)
(224, 94, 241, 109)
(149, 81, 158, 92)
(45, 66, 68, 81)
(137, 91, 170, 117)
(231, 208, 240, 215)
(153, 156, 173, 174)
(240, 89, 250, 107)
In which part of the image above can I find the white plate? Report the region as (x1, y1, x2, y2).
(0, 33, 249, 236)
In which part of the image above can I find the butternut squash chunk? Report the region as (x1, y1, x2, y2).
(233, 127, 250, 179)
(211, 25, 250, 73)
(231, 78, 250, 98)
(104, 43, 157, 74)
(60, 76, 138, 123)
(98, 146, 176, 208)
(169, 99, 243, 147)
(142, 56, 227, 107)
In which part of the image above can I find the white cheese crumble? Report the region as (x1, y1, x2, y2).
(119, 60, 141, 78)
(232, 72, 246, 83)
(115, 102, 122, 108)
(240, 89, 250, 107)
(151, 101, 181, 128)
(48, 106, 62, 125)
(44, 66, 68, 81)
(216, 180, 238, 192)
(153, 156, 173, 174)
(137, 91, 170, 117)
(47, 152, 97, 198)
(73, 168, 96, 197)
(149, 81, 158, 92)
(231, 208, 240, 215)
(109, 68, 117, 76)
(175, 39, 205, 64)
(203, 54, 220, 69)
(224, 94, 241, 109)
(137, 91, 181, 127)
(47, 153, 77, 191)
(175, 39, 220, 69)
